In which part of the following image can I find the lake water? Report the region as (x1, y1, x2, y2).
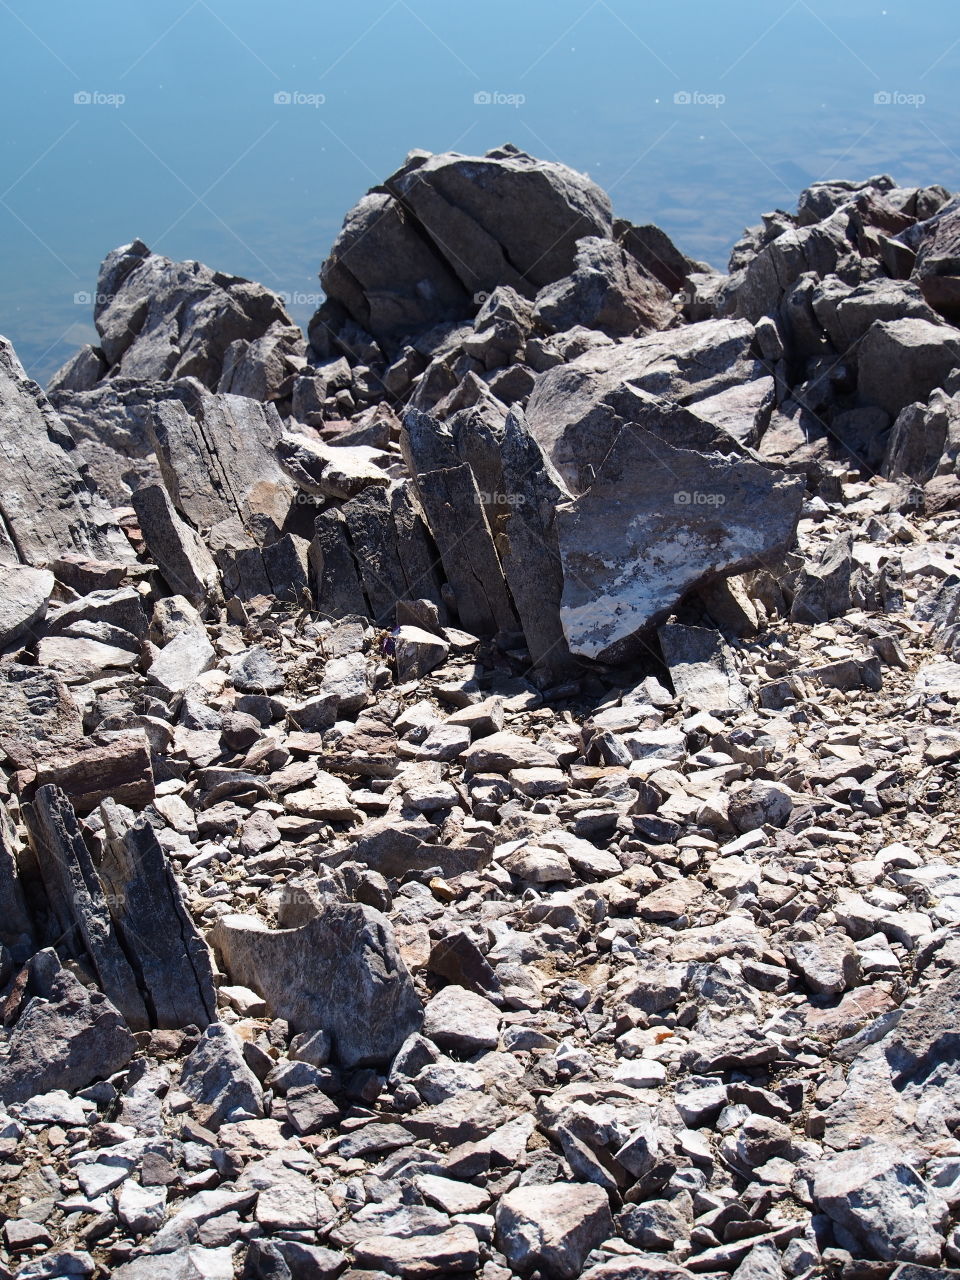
(2, 0, 958, 384)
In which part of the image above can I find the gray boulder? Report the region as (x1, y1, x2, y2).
(554, 427, 803, 662)
(857, 318, 960, 418)
(179, 1023, 264, 1128)
(524, 317, 762, 492)
(533, 236, 673, 337)
(77, 238, 298, 389)
(495, 1181, 613, 1280)
(0, 566, 53, 647)
(312, 143, 612, 349)
(131, 484, 220, 605)
(211, 905, 422, 1067)
(814, 1144, 948, 1264)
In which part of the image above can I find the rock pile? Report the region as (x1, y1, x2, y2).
(0, 144, 958, 1279)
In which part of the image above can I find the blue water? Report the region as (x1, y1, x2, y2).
(2, 0, 958, 384)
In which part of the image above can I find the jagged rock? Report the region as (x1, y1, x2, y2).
(422, 985, 501, 1055)
(151, 392, 296, 532)
(0, 566, 53, 647)
(534, 236, 674, 337)
(98, 801, 217, 1028)
(858, 318, 960, 418)
(211, 905, 422, 1066)
(131, 484, 220, 605)
(218, 319, 307, 401)
(79, 239, 294, 388)
(555, 427, 803, 662)
(814, 1144, 948, 1264)
(0, 337, 131, 566)
(313, 143, 612, 348)
(393, 626, 450, 681)
(910, 200, 960, 320)
(525, 318, 762, 493)
(0, 950, 135, 1105)
(791, 532, 853, 623)
(0, 664, 83, 758)
(179, 1023, 264, 1127)
(495, 1181, 613, 1279)
(658, 624, 749, 714)
(18, 731, 152, 819)
(341, 482, 446, 625)
(277, 431, 390, 501)
(410, 457, 518, 637)
(147, 628, 216, 695)
(22, 785, 149, 1029)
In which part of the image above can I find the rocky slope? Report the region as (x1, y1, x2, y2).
(0, 144, 958, 1280)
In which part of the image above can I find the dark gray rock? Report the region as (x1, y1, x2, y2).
(534, 235, 673, 337)
(313, 143, 612, 349)
(858, 318, 960, 419)
(131, 484, 220, 605)
(98, 801, 217, 1029)
(555, 427, 803, 662)
(211, 905, 422, 1067)
(83, 239, 296, 389)
(791, 533, 853, 624)
(0, 949, 135, 1105)
(22, 785, 149, 1030)
(495, 1181, 613, 1280)
(179, 1023, 264, 1127)
(0, 565, 53, 647)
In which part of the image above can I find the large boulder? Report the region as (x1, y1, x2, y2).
(524, 318, 762, 491)
(55, 239, 302, 391)
(211, 905, 422, 1067)
(495, 1182, 613, 1279)
(857, 318, 960, 418)
(554, 427, 803, 662)
(312, 143, 613, 351)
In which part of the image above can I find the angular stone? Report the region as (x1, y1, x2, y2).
(423, 985, 501, 1055)
(0, 950, 135, 1106)
(26, 730, 154, 816)
(495, 1181, 613, 1280)
(0, 566, 53, 647)
(211, 906, 422, 1067)
(98, 801, 217, 1029)
(394, 626, 450, 681)
(858, 318, 960, 419)
(151, 392, 295, 534)
(556, 428, 802, 662)
(179, 1024, 264, 1128)
(534, 235, 673, 337)
(0, 336, 132, 566)
(131, 484, 220, 605)
(659, 624, 749, 714)
(460, 731, 559, 773)
(814, 1144, 948, 1264)
(314, 144, 611, 346)
(23, 785, 149, 1029)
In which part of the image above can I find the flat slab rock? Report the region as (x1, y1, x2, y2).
(555, 427, 803, 662)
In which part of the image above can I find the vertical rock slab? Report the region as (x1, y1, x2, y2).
(22, 785, 149, 1030)
(211, 905, 423, 1068)
(309, 509, 368, 619)
(412, 463, 518, 637)
(131, 484, 221, 605)
(150, 392, 295, 533)
(555, 428, 803, 663)
(0, 336, 132, 565)
(499, 411, 574, 675)
(99, 801, 217, 1029)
